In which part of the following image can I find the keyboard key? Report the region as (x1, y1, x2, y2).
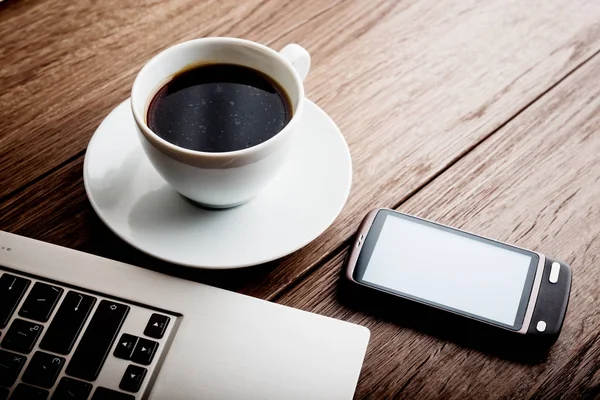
(19, 282, 63, 322)
(11, 384, 49, 400)
(0, 387, 8, 400)
(91, 387, 134, 400)
(0, 349, 26, 386)
(22, 351, 65, 388)
(119, 364, 147, 393)
(0, 274, 30, 328)
(1, 318, 43, 353)
(131, 338, 158, 365)
(51, 377, 93, 400)
(66, 300, 129, 381)
(144, 313, 170, 339)
(40, 291, 96, 355)
(114, 333, 138, 360)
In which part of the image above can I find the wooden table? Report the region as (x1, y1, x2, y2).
(2, 0, 599, 398)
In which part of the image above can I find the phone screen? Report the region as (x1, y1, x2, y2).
(354, 211, 539, 330)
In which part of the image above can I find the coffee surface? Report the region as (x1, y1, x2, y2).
(147, 64, 292, 152)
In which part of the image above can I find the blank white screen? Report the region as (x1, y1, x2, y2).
(362, 216, 533, 326)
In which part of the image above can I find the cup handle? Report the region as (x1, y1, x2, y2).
(279, 44, 311, 82)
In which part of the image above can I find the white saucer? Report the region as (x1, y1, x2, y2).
(83, 99, 352, 269)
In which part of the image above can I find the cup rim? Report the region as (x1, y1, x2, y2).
(131, 37, 305, 159)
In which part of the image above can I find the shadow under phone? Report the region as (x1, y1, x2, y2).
(338, 277, 554, 365)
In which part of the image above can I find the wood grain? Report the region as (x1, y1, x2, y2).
(0, 0, 343, 198)
(1, 0, 600, 301)
(0, 155, 290, 292)
(1, 1, 600, 397)
(277, 54, 600, 399)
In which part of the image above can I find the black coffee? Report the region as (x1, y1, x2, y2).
(147, 63, 292, 152)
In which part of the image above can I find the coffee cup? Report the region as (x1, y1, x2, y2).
(131, 37, 310, 208)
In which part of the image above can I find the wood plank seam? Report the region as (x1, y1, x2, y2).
(5, 44, 597, 303)
(0, 1, 345, 204)
(3, 0, 600, 311)
(0, 0, 348, 197)
(269, 47, 600, 303)
(275, 50, 600, 399)
(246, 0, 346, 46)
(0, 149, 86, 205)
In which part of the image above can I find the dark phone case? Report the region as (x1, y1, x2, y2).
(341, 250, 572, 362)
(527, 256, 572, 341)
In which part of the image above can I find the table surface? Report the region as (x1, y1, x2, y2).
(1, 0, 600, 398)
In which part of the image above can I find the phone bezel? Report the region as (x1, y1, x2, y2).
(349, 209, 539, 331)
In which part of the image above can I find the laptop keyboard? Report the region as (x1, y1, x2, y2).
(0, 269, 178, 400)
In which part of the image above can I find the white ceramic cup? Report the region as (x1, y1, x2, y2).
(131, 38, 310, 208)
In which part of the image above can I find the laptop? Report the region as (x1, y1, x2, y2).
(0, 231, 370, 399)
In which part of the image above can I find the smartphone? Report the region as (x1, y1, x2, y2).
(345, 209, 571, 340)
